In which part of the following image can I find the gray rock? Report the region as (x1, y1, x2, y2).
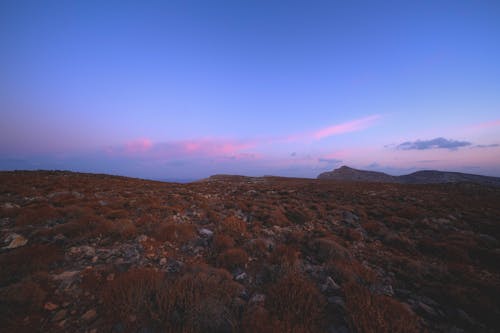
(2, 202, 19, 209)
(52, 309, 67, 322)
(4, 233, 28, 249)
(321, 276, 341, 292)
(199, 228, 214, 238)
(81, 308, 97, 321)
(328, 296, 346, 309)
(69, 245, 96, 258)
(250, 293, 266, 304)
(235, 272, 247, 281)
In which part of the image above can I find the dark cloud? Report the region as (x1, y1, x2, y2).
(318, 158, 342, 164)
(474, 144, 499, 148)
(397, 137, 471, 151)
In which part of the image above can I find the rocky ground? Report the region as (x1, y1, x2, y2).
(0, 170, 499, 332)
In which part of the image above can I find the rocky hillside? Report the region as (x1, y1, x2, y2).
(318, 166, 397, 183)
(1, 170, 499, 332)
(318, 165, 500, 186)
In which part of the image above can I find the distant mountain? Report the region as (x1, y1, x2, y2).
(318, 165, 500, 186)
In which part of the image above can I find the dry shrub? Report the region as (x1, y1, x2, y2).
(246, 238, 270, 258)
(266, 272, 326, 332)
(213, 234, 235, 253)
(311, 237, 350, 262)
(217, 247, 249, 270)
(219, 216, 247, 239)
(15, 205, 61, 226)
(362, 220, 384, 235)
(51, 215, 106, 239)
(97, 218, 137, 239)
(284, 209, 308, 225)
(384, 216, 411, 230)
(382, 231, 414, 252)
(102, 268, 168, 330)
(105, 208, 130, 220)
(342, 227, 363, 242)
(0, 244, 62, 286)
(344, 281, 422, 333)
(170, 264, 243, 332)
(103, 265, 243, 332)
(261, 208, 290, 227)
(328, 259, 378, 285)
(269, 244, 299, 268)
(241, 305, 280, 333)
(0, 280, 47, 330)
(80, 268, 104, 292)
(155, 222, 196, 245)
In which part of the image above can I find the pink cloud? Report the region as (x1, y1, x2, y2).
(469, 119, 500, 130)
(124, 138, 153, 153)
(313, 115, 380, 140)
(108, 138, 258, 160)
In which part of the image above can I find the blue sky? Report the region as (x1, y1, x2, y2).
(1, 0, 499, 180)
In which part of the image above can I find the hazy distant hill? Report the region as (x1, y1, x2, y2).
(318, 165, 500, 186)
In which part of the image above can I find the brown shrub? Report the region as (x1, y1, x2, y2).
(102, 268, 168, 330)
(269, 244, 300, 268)
(154, 222, 196, 245)
(311, 237, 350, 262)
(246, 238, 270, 258)
(0, 280, 47, 330)
(362, 220, 384, 235)
(15, 205, 61, 226)
(284, 209, 308, 225)
(328, 259, 378, 285)
(219, 216, 247, 239)
(342, 227, 363, 242)
(266, 272, 326, 332)
(344, 281, 422, 333)
(0, 244, 63, 286)
(241, 305, 280, 333)
(104, 264, 243, 332)
(169, 264, 243, 332)
(213, 234, 235, 253)
(382, 231, 414, 252)
(217, 247, 249, 270)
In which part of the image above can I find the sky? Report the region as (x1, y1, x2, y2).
(1, 0, 500, 180)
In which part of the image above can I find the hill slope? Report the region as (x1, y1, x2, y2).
(318, 165, 500, 186)
(1, 170, 499, 332)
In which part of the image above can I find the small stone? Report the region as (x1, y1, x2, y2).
(52, 309, 67, 322)
(82, 309, 97, 321)
(250, 293, 266, 303)
(159, 257, 167, 265)
(322, 276, 340, 292)
(198, 228, 214, 238)
(235, 272, 247, 281)
(44, 302, 59, 311)
(69, 245, 95, 258)
(328, 296, 346, 309)
(417, 301, 438, 318)
(5, 233, 28, 249)
(137, 234, 148, 242)
(53, 270, 80, 281)
(2, 202, 19, 209)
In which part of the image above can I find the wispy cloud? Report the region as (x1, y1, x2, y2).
(108, 138, 257, 160)
(469, 119, 500, 130)
(397, 137, 471, 151)
(474, 144, 499, 148)
(312, 115, 380, 140)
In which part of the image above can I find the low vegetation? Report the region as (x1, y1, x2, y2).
(0, 170, 499, 332)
